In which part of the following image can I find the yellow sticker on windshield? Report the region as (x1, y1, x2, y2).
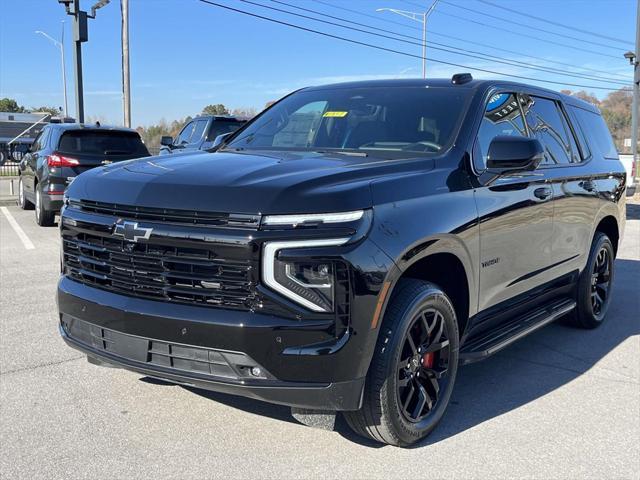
(323, 111, 348, 118)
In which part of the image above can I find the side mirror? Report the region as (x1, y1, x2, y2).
(486, 136, 544, 174)
(160, 136, 173, 147)
(211, 132, 233, 150)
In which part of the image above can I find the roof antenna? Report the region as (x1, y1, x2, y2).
(95, 121, 101, 127)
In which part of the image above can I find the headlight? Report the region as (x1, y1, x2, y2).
(262, 238, 349, 312)
(262, 210, 364, 227)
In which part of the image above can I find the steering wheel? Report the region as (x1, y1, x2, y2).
(402, 141, 442, 152)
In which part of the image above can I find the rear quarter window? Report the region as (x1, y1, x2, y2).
(568, 106, 618, 159)
(57, 130, 149, 156)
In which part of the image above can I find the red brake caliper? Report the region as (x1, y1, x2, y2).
(422, 352, 435, 369)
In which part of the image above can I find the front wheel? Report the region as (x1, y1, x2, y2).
(35, 183, 55, 227)
(344, 279, 459, 446)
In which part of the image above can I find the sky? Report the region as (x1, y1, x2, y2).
(0, 0, 636, 126)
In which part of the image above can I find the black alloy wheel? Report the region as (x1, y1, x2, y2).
(397, 308, 451, 423)
(344, 279, 459, 446)
(590, 246, 612, 318)
(572, 231, 615, 329)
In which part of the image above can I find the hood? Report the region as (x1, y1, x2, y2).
(67, 149, 435, 214)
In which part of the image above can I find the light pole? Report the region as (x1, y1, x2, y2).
(377, 1, 440, 78)
(35, 23, 68, 118)
(625, 0, 640, 183)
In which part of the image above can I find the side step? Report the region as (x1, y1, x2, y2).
(459, 298, 576, 365)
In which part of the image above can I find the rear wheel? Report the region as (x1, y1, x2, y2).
(344, 279, 459, 446)
(571, 232, 614, 329)
(18, 177, 34, 210)
(35, 183, 55, 227)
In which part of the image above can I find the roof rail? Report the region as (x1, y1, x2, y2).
(452, 73, 473, 85)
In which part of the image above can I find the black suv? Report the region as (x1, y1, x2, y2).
(18, 123, 150, 226)
(57, 76, 626, 446)
(159, 115, 246, 155)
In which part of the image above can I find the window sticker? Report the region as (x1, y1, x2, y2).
(323, 111, 349, 118)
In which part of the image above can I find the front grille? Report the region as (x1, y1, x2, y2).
(62, 232, 255, 309)
(69, 199, 260, 229)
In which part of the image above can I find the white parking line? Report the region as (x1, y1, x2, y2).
(1, 207, 35, 250)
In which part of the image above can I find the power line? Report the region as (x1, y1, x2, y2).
(432, 10, 623, 60)
(435, 0, 626, 52)
(404, 0, 629, 52)
(477, 0, 633, 46)
(262, 0, 628, 85)
(197, 0, 620, 91)
(311, 0, 630, 80)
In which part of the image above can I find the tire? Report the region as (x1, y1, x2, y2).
(344, 279, 459, 446)
(35, 183, 55, 227)
(571, 232, 615, 329)
(18, 177, 34, 210)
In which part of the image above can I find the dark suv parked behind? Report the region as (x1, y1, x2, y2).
(57, 75, 626, 446)
(159, 115, 246, 155)
(18, 124, 150, 226)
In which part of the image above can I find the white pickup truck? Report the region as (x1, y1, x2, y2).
(619, 154, 637, 196)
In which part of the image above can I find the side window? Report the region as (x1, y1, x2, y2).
(190, 119, 208, 144)
(557, 104, 582, 163)
(39, 129, 50, 150)
(31, 130, 44, 151)
(475, 92, 527, 170)
(176, 122, 196, 145)
(569, 106, 617, 159)
(522, 95, 573, 165)
(566, 107, 591, 160)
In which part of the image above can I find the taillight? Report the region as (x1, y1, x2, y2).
(47, 153, 79, 167)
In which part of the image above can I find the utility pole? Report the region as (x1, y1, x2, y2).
(121, 0, 131, 128)
(634, 0, 640, 182)
(377, 1, 439, 78)
(35, 22, 68, 118)
(58, 0, 110, 123)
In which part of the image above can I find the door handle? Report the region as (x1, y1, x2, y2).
(534, 186, 552, 200)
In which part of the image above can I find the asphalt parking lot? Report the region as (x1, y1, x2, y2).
(1, 202, 638, 479)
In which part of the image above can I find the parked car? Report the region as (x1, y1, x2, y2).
(58, 75, 626, 446)
(18, 123, 150, 226)
(618, 154, 637, 196)
(159, 115, 246, 155)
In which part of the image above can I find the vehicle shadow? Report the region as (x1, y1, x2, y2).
(143, 257, 639, 449)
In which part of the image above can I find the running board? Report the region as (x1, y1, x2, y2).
(459, 298, 576, 365)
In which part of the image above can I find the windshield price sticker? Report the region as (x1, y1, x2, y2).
(323, 111, 349, 118)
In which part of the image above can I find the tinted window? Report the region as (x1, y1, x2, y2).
(475, 92, 528, 170)
(57, 130, 148, 156)
(190, 119, 208, 144)
(176, 122, 195, 145)
(206, 120, 245, 141)
(566, 107, 591, 160)
(569, 106, 618, 159)
(523, 95, 573, 165)
(558, 105, 582, 163)
(31, 130, 44, 151)
(226, 87, 470, 158)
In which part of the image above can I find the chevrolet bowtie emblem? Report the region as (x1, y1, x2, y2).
(113, 220, 153, 243)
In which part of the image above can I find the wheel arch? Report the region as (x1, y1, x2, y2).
(594, 215, 619, 256)
(379, 236, 476, 339)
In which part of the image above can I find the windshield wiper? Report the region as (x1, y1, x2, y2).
(315, 150, 368, 157)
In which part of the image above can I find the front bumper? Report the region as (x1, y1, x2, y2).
(58, 277, 369, 410)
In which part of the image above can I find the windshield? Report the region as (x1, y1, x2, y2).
(58, 130, 149, 156)
(225, 86, 470, 157)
